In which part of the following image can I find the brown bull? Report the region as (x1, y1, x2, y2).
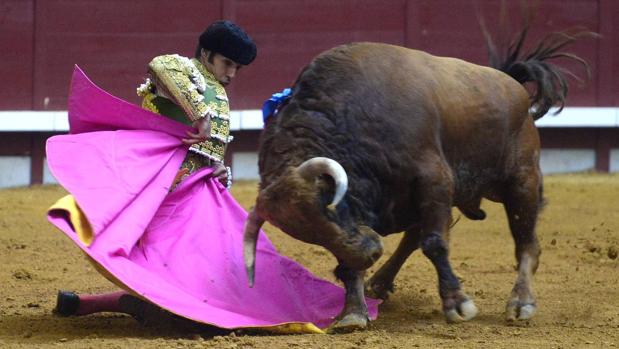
(243, 24, 593, 332)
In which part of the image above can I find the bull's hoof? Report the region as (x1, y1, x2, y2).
(444, 299, 478, 323)
(364, 279, 394, 300)
(505, 300, 536, 321)
(327, 313, 368, 333)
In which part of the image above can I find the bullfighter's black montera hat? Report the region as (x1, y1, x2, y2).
(198, 20, 257, 65)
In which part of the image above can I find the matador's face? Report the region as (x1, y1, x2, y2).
(201, 50, 243, 87)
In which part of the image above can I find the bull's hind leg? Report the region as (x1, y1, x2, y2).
(365, 227, 422, 300)
(328, 264, 368, 333)
(503, 169, 543, 321)
(417, 161, 478, 323)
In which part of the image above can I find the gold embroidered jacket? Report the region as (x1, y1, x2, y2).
(137, 54, 232, 163)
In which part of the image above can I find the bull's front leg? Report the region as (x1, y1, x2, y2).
(328, 263, 368, 333)
(366, 227, 422, 300)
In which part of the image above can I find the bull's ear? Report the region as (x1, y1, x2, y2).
(316, 174, 337, 211)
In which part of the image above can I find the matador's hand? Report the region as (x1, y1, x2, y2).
(211, 162, 229, 187)
(182, 117, 211, 145)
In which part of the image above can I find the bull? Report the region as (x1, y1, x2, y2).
(243, 22, 593, 332)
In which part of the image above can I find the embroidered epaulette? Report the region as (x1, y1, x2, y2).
(146, 54, 208, 121)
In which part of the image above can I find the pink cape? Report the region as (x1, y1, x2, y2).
(46, 66, 379, 331)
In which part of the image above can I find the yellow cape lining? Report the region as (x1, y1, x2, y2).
(49, 195, 94, 246)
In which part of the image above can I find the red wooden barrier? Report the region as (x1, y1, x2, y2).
(0, 0, 615, 111)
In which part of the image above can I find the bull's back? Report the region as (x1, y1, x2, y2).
(322, 43, 531, 164)
(320, 43, 530, 134)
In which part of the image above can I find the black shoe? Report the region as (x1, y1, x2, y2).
(118, 294, 196, 330)
(53, 290, 80, 316)
(118, 294, 160, 325)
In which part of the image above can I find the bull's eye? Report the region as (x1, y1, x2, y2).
(325, 200, 357, 232)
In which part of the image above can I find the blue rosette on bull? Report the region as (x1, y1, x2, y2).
(262, 88, 293, 124)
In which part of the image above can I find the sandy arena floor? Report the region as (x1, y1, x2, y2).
(1, 173, 618, 348)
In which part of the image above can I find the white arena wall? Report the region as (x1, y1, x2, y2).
(1, 107, 619, 188)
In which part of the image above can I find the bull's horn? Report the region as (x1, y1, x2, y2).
(297, 157, 348, 207)
(243, 207, 265, 288)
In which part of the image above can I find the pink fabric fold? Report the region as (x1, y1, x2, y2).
(46, 66, 379, 330)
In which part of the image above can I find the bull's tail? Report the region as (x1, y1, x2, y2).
(480, 9, 597, 120)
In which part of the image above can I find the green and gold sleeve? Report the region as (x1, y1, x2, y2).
(136, 55, 233, 163)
